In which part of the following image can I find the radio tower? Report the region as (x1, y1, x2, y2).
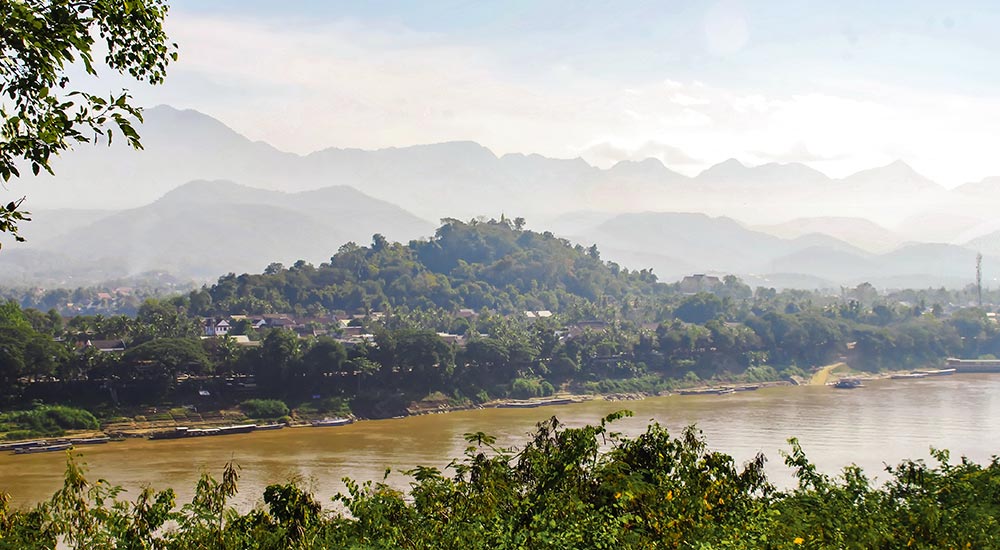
(976, 252, 983, 307)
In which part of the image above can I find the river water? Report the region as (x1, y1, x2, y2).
(2, 374, 998, 509)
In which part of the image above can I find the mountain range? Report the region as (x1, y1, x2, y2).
(0, 181, 433, 285)
(565, 212, 996, 289)
(2, 104, 998, 289)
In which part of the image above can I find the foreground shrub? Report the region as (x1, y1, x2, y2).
(1, 413, 998, 549)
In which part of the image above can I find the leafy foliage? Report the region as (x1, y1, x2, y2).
(0, 0, 176, 243)
(239, 399, 289, 419)
(2, 416, 999, 548)
(190, 218, 665, 316)
(0, 222, 997, 421)
(1, 405, 98, 438)
(122, 337, 211, 377)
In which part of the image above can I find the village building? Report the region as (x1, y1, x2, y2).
(678, 274, 723, 294)
(524, 310, 553, 318)
(84, 339, 126, 353)
(202, 319, 231, 337)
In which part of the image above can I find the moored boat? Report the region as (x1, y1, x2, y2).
(834, 378, 863, 389)
(678, 388, 721, 396)
(149, 427, 191, 440)
(0, 440, 49, 452)
(14, 443, 73, 455)
(497, 398, 574, 408)
(255, 423, 285, 431)
(216, 424, 256, 435)
(69, 436, 111, 445)
(149, 424, 262, 441)
(311, 417, 353, 427)
(945, 358, 1000, 373)
(678, 387, 736, 396)
(913, 368, 956, 376)
(890, 373, 928, 380)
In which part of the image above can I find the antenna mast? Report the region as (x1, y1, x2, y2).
(976, 252, 983, 307)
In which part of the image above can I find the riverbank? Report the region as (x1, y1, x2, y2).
(809, 362, 847, 385)
(0, 363, 951, 446)
(5, 373, 1000, 511)
(6, 376, 1000, 549)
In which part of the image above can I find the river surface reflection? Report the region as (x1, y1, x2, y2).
(2, 374, 998, 509)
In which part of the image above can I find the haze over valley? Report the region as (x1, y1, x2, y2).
(9, 4, 1000, 547)
(5, 105, 997, 289)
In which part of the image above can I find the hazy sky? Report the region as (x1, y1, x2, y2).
(83, 1, 1000, 186)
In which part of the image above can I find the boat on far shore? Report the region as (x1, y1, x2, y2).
(0, 439, 51, 452)
(149, 424, 258, 440)
(69, 436, 111, 445)
(497, 397, 575, 409)
(311, 417, 353, 427)
(216, 424, 257, 435)
(678, 387, 738, 396)
(834, 378, 863, 389)
(255, 423, 285, 431)
(890, 372, 928, 380)
(913, 368, 956, 376)
(14, 443, 73, 455)
(149, 427, 191, 440)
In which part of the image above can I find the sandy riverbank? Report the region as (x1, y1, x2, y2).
(809, 362, 848, 385)
(0, 365, 947, 445)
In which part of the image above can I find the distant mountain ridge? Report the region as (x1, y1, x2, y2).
(3, 104, 999, 289)
(564, 211, 996, 289)
(0, 180, 434, 284)
(754, 217, 903, 253)
(8, 105, 982, 230)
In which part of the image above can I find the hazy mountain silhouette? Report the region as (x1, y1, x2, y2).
(7, 105, 980, 228)
(953, 176, 1000, 197)
(0, 180, 433, 284)
(838, 160, 942, 194)
(966, 231, 1000, 258)
(754, 217, 902, 253)
(695, 159, 831, 188)
(564, 212, 994, 288)
(5, 105, 998, 288)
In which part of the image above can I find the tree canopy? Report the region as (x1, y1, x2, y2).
(0, 0, 176, 243)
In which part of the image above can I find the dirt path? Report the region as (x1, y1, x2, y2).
(809, 362, 846, 386)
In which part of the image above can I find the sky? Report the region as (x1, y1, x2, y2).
(81, 0, 1000, 186)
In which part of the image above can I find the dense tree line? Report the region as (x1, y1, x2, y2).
(0, 276, 196, 316)
(184, 218, 665, 318)
(1, 292, 995, 419)
(1, 413, 998, 549)
(2, 219, 999, 417)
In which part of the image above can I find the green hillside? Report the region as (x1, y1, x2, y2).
(190, 217, 665, 316)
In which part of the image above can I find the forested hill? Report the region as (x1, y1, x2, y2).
(188, 218, 669, 316)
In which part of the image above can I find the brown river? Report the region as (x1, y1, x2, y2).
(2, 374, 999, 509)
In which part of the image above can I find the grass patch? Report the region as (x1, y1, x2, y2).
(0, 405, 99, 439)
(576, 374, 669, 395)
(295, 397, 351, 417)
(240, 399, 290, 419)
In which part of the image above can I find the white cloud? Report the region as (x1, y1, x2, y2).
(101, 9, 1000, 188)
